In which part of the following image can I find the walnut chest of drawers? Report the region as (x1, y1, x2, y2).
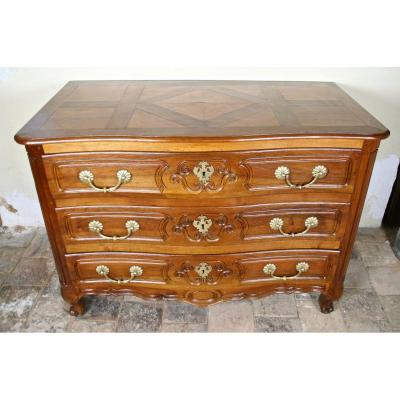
(15, 80, 389, 315)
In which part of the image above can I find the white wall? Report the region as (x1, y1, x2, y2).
(1, 68, 399, 228)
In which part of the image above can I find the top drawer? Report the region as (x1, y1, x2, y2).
(42, 148, 361, 200)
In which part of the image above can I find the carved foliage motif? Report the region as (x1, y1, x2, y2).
(171, 160, 237, 193)
(174, 214, 234, 242)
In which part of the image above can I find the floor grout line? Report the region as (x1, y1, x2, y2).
(114, 298, 126, 332)
(21, 285, 47, 330)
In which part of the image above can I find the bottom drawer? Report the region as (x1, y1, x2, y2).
(65, 249, 340, 304)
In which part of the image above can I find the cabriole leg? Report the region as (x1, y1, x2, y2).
(61, 286, 86, 316)
(69, 297, 86, 316)
(319, 293, 334, 314)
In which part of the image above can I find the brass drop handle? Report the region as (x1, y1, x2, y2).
(263, 262, 310, 280)
(96, 265, 143, 284)
(269, 216, 319, 237)
(274, 165, 328, 189)
(79, 169, 132, 192)
(88, 220, 140, 240)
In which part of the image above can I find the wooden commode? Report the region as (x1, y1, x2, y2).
(15, 80, 389, 315)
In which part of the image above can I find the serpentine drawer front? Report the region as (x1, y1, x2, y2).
(43, 148, 361, 203)
(15, 80, 389, 315)
(65, 250, 340, 305)
(56, 203, 349, 254)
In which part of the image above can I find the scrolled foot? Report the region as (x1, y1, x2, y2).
(319, 293, 334, 314)
(69, 298, 85, 316)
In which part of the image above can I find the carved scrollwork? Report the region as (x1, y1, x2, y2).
(175, 261, 232, 285)
(171, 160, 237, 193)
(174, 214, 234, 242)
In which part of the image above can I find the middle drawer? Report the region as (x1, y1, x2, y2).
(57, 203, 350, 254)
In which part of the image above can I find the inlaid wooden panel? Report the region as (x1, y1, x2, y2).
(57, 203, 350, 254)
(43, 148, 360, 201)
(15, 81, 389, 144)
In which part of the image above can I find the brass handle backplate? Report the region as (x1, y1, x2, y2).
(96, 265, 143, 284)
(194, 262, 212, 280)
(79, 169, 132, 192)
(175, 261, 232, 285)
(193, 215, 213, 234)
(263, 262, 310, 280)
(88, 220, 140, 240)
(193, 161, 215, 184)
(274, 165, 328, 189)
(269, 216, 319, 237)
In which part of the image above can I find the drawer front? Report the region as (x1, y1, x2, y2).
(57, 203, 349, 254)
(66, 250, 340, 304)
(43, 148, 360, 200)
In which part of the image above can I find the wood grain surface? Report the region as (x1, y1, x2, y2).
(15, 80, 389, 144)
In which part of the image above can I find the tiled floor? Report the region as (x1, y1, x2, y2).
(1, 226, 399, 332)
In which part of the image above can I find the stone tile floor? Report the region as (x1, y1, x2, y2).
(0, 226, 399, 332)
